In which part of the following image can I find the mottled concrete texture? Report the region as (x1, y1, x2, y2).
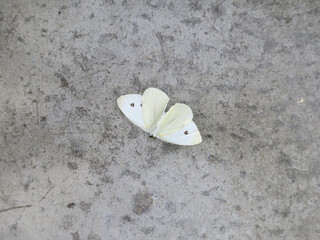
(0, 0, 319, 239)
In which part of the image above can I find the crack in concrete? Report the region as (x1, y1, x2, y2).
(0, 205, 32, 213)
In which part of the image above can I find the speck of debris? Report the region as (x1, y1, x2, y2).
(100, 176, 114, 184)
(201, 190, 210, 196)
(208, 154, 223, 163)
(122, 215, 132, 222)
(40, 116, 47, 122)
(142, 226, 154, 235)
(55, 72, 69, 88)
(67, 202, 76, 208)
(202, 173, 209, 179)
(17, 36, 25, 43)
(240, 170, 247, 177)
(86, 180, 93, 185)
(122, 169, 141, 179)
(71, 231, 80, 240)
(79, 201, 92, 213)
(133, 191, 153, 215)
(67, 162, 78, 170)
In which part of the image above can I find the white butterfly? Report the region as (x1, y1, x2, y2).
(117, 87, 202, 146)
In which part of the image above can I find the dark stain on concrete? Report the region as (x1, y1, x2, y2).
(79, 201, 92, 213)
(100, 175, 114, 184)
(70, 142, 85, 158)
(181, 17, 202, 26)
(235, 205, 241, 211)
(67, 162, 78, 170)
(208, 154, 224, 164)
(55, 72, 69, 88)
(71, 231, 80, 240)
(209, 2, 225, 18)
(10, 223, 17, 232)
(274, 207, 290, 218)
(230, 133, 244, 142)
(201, 190, 210, 196)
(268, 228, 284, 236)
(89, 158, 109, 174)
(17, 36, 26, 44)
(67, 202, 76, 209)
(141, 226, 154, 235)
(240, 170, 247, 178)
(279, 151, 292, 167)
(122, 169, 141, 179)
(122, 215, 133, 222)
(61, 215, 74, 230)
(128, 127, 140, 139)
(216, 123, 227, 132)
(75, 107, 89, 117)
(165, 201, 177, 213)
(87, 233, 101, 240)
(162, 142, 181, 154)
(133, 191, 153, 215)
(188, 0, 202, 11)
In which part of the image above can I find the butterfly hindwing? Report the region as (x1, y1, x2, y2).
(117, 94, 147, 132)
(159, 121, 202, 146)
(142, 88, 169, 130)
(156, 103, 193, 137)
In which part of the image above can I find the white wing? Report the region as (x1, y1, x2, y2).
(117, 94, 147, 132)
(155, 103, 202, 146)
(142, 88, 169, 131)
(158, 121, 202, 146)
(156, 103, 193, 137)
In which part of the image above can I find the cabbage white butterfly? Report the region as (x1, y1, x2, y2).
(117, 88, 202, 145)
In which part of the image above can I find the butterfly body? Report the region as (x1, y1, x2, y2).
(117, 88, 202, 146)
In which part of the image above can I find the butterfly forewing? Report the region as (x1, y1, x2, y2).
(142, 88, 169, 130)
(117, 94, 147, 131)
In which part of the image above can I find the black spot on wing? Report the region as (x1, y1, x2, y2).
(184, 131, 188, 135)
(130, 103, 134, 107)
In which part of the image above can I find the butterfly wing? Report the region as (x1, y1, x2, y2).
(156, 103, 193, 137)
(158, 121, 202, 146)
(142, 88, 169, 131)
(117, 94, 147, 131)
(156, 103, 202, 145)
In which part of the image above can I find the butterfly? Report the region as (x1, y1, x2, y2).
(117, 87, 202, 146)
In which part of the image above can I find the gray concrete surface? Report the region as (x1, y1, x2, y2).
(1, 0, 319, 239)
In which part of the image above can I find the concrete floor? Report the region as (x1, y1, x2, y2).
(1, 0, 319, 239)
